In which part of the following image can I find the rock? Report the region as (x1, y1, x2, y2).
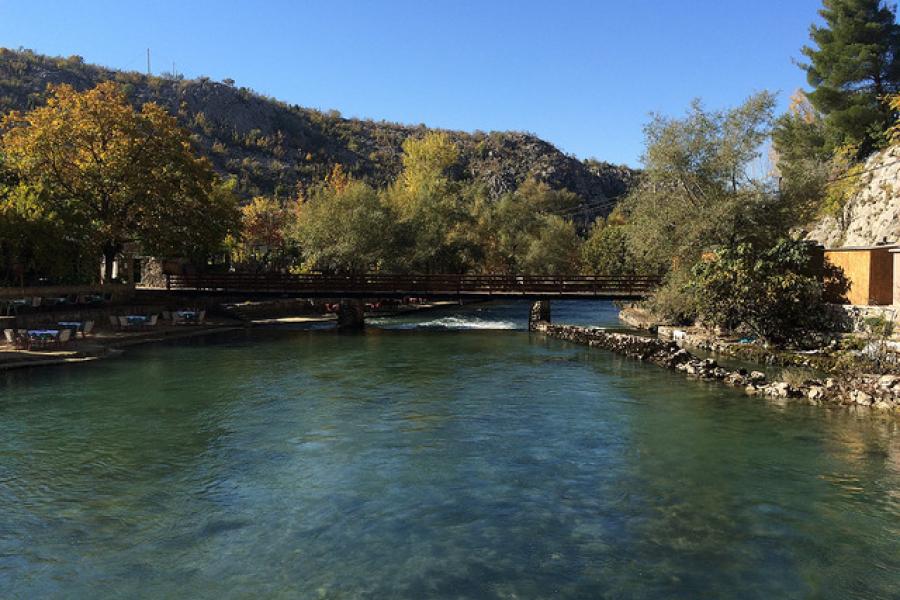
(850, 390, 874, 406)
(772, 382, 795, 398)
(807, 386, 825, 401)
(878, 374, 900, 389)
(749, 371, 766, 383)
(807, 145, 900, 246)
(711, 367, 729, 380)
(725, 372, 748, 386)
(670, 348, 691, 365)
(873, 400, 893, 410)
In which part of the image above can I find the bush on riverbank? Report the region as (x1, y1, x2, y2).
(689, 238, 831, 345)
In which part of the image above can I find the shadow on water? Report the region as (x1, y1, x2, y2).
(0, 301, 898, 598)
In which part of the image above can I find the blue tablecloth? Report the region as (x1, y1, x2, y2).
(28, 329, 59, 340)
(58, 321, 82, 331)
(126, 316, 148, 325)
(175, 311, 197, 320)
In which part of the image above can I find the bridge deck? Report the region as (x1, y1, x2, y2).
(158, 273, 661, 300)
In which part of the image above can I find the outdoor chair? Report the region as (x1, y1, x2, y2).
(3, 328, 14, 346)
(162, 310, 171, 322)
(57, 328, 72, 347)
(197, 310, 206, 324)
(147, 314, 159, 328)
(82, 320, 95, 337)
(118, 316, 131, 329)
(9, 329, 30, 350)
(109, 315, 121, 329)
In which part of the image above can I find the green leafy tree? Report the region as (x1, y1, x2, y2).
(800, 0, 900, 156)
(522, 215, 583, 274)
(581, 215, 634, 275)
(293, 168, 397, 273)
(622, 92, 780, 274)
(475, 178, 580, 273)
(690, 239, 828, 345)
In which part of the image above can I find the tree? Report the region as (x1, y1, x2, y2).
(800, 0, 900, 156)
(231, 193, 295, 271)
(292, 168, 397, 274)
(522, 216, 582, 275)
(689, 239, 828, 345)
(581, 215, 634, 275)
(0, 82, 235, 281)
(475, 178, 580, 273)
(385, 132, 475, 273)
(772, 91, 845, 222)
(621, 92, 780, 274)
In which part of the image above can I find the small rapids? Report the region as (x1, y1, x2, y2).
(374, 315, 519, 330)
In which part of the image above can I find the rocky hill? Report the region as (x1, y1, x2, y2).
(0, 48, 635, 217)
(808, 145, 900, 247)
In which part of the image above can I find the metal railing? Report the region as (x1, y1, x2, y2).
(163, 273, 662, 298)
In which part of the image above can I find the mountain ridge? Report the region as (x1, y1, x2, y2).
(0, 48, 636, 217)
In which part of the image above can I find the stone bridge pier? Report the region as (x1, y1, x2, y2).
(528, 300, 551, 331)
(337, 298, 366, 330)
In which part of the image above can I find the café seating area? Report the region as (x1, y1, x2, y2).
(3, 304, 213, 354)
(3, 326, 78, 350)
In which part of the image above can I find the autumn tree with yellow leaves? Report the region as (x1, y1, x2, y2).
(0, 82, 239, 281)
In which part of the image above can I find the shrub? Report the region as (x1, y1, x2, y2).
(689, 238, 827, 345)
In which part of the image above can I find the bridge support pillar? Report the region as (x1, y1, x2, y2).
(337, 299, 365, 330)
(528, 300, 551, 331)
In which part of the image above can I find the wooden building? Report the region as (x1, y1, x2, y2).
(824, 244, 897, 306)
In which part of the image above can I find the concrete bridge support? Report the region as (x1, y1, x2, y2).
(337, 298, 366, 330)
(528, 300, 551, 331)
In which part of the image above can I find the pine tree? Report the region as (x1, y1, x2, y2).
(801, 0, 900, 155)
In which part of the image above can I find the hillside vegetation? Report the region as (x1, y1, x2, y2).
(0, 48, 635, 215)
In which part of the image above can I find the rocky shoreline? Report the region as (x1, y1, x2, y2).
(534, 323, 900, 413)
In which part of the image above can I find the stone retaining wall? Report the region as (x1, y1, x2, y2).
(535, 323, 899, 413)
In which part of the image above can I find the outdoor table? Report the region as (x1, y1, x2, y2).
(8, 298, 30, 313)
(174, 310, 198, 322)
(28, 329, 60, 347)
(28, 329, 59, 338)
(58, 321, 83, 333)
(126, 315, 149, 326)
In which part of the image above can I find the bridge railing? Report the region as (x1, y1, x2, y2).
(163, 273, 661, 296)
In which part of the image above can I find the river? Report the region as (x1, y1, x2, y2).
(1, 301, 898, 598)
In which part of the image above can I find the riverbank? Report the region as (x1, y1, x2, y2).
(0, 324, 246, 371)
(0, 299, 465, 371)
(535, 322, 900, 414)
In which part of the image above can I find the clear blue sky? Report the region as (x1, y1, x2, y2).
(0, 0, 827, 166)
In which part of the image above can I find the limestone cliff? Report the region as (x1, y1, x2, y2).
(808, 145, 900, 247)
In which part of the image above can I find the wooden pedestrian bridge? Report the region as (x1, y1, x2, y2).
(157, 272, 662, 329)
(160, 273, 661, 301)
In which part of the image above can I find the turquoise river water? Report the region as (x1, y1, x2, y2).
(1, 301, 898, 598)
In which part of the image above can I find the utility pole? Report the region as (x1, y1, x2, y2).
(146, 48, 151, 75)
